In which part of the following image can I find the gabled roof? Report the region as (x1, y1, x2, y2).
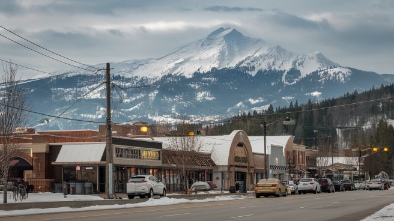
(142, 130, 292, 166)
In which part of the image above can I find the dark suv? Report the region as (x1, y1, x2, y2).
(342, 180, 356, 191)
(318, 178, 335, 193)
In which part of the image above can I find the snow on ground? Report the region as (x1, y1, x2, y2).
(0, 191, 393, 220)
(361, 204, 394, 221)
(0, 191, 246, 216)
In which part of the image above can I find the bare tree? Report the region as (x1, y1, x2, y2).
(315, 139, 331, 177)
(0, 63, 28, 203)
(167, 134, 205, 193)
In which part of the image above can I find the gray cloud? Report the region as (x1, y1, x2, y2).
(267, 11, 330, 30)
(204, 6, 263, 12)
(1, 0, 393, 78)
(0, 1, 22, 14)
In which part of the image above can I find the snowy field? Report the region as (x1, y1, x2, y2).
(0, 191, 392, 220)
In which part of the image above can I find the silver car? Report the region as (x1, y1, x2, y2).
(298, 178, 321, 194)
(126, 175, 166, 199)
(287, 180, 299, 194)
(367, 179, 385, 190)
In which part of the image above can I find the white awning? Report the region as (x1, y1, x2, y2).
(54, 143, 106, 165)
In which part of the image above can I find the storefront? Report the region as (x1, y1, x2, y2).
(111, 137, 162, 193)
(152, 130, 293, 191)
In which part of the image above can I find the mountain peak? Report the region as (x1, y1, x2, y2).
(207, 27, 244, 40)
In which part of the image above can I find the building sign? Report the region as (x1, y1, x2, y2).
(140, 150, 159, 160)
(234, 156, 248, 163)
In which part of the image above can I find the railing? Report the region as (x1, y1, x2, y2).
(27, 178, 55, 193)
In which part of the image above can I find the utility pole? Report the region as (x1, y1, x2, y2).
(263, 121, 268, 179)
(105, 63, 113, 199)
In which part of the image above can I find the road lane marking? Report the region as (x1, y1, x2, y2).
(160, 213, 190, 217)
(230, 214, 254, 219)
(240, 206, 256, 208)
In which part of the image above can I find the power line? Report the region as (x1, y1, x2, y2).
(0, 58, 55, 75)
(0, 25, 98, 71)
(0, 103, 105, 124)
(0, 32, 96, 72)
(53, 82, 106, 120)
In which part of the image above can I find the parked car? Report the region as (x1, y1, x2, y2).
(318, 178, 335, 193)
(367, 179, 385, 190)
(287, 180, 299, 194)
(190, 181, 213, 192)
(333, 180, 345, 192)
(206, 181, 218, 189)
(342, 180, 356, 191)
(355, 180, 368, 190)
(255, 178, 288, 198)
(126, 175, 166, 199)
(297, 178, 321, 194)
(0, 181, 14, 191)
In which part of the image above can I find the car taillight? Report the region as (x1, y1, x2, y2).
(369, 182, 372, 184)
(310, 182, 314, 184)
(255, 184, 259, 187)
(271, 184, 277, 187)
(378, 182, 381, 184)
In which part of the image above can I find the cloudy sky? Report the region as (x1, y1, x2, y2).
(1, 0, 393, 79)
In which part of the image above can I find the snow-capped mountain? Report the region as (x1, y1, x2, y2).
(14, 27, 394, 130)
(114, 27, 338, 83)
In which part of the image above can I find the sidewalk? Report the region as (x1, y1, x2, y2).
(0, 191, 252, 212)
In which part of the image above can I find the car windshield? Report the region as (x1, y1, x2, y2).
(259, 179, 277, 183)
(129, 176, 146, 182)
(300, 178, 312, 182)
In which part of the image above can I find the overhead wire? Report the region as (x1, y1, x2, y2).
(0, 102, 105, 124)
(0, 26, 98, 71)
(0, 32, 97, 73)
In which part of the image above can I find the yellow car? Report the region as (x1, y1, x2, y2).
(255, 178, 288, 198)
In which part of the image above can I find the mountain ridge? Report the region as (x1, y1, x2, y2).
(12, 27, 394, 130)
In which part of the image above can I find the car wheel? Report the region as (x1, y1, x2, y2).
(283, 190, 288, 197)
(314, 188, 317, 194)
(161, 189, 166, 197)
(128, 195, 134, 199)
(256, 194, 261, 198)
(147, 189, 153, 198)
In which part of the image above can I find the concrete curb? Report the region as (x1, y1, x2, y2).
(0, 192, 252, 211)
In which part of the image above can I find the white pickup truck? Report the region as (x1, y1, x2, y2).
(126, 175, 166, 199)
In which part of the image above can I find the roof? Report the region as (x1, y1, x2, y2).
(147, 130, 292, 166)
(54, 143, 106, 164)
(162, 149, 217, 169)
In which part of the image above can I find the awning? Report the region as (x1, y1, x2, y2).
(9, 158, 33, 170)
(53, 143, 106, 165)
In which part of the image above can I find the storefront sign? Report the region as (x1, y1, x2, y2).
(234, 156, 248, 163)
(140, 150, 159, 160)
(85, 167, 93, 170)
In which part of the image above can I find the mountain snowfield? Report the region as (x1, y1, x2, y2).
(15, 27, 394, 130)
(112, 27, 339, 82)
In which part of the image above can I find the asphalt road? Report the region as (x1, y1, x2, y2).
(2, 189, 394, 221)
